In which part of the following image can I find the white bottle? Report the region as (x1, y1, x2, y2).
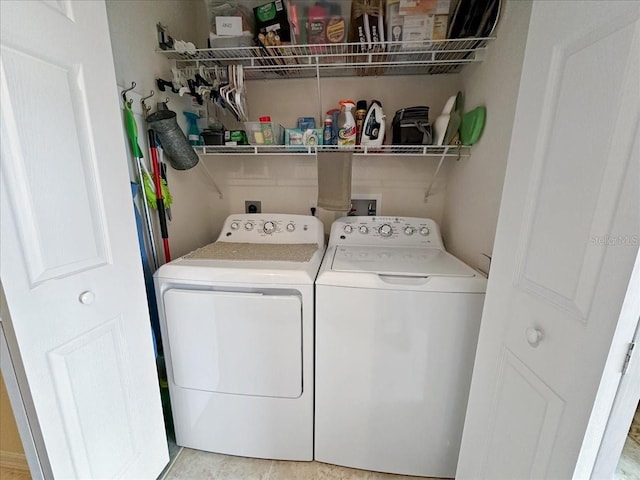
(337, 100, 356, 148)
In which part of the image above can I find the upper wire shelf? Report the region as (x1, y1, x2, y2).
(158, 38, 494, 79)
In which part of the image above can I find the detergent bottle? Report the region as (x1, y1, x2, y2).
(183, 111, 201, 146)
(337, 100, 356, 148)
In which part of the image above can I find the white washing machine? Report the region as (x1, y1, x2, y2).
(315, 216, 487, 478)
(154, 214, 325, 461)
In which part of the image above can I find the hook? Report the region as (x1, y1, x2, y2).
(121, 81, 136, 105)
(140, 90, 155, 118)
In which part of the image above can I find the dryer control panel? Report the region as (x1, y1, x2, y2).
(218, 214, 324, 247)
(329, 216, 444, 249)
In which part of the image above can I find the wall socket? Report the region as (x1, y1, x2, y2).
(349, 199, 377, 216)
(245, 200, 262, 214)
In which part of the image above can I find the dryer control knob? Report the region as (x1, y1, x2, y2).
(263, 221, 276, 234)
(404, 226, 415, 236)
(378, 224, 393, 237)
(230, 222, 240, 230)
(244, 222, 254, 231)
(344, 225, 353, 234)
(419, 227, 430, 236)
(359, 226, 369, 234)
(286, 223, 295, 232)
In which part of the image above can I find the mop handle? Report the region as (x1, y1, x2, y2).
(148, 130, 171, 262)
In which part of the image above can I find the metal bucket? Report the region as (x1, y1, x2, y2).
(147, 110, 199, 170)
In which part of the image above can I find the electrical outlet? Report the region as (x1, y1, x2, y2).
(350, 199, 377, 216)
(245, 200, 261, 214)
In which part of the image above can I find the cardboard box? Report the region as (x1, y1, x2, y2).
(389, 0, 450, 43)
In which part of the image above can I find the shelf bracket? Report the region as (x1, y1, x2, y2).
(424, 146, 449, 203)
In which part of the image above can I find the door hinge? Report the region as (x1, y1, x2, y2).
(621, 341, 635, 376)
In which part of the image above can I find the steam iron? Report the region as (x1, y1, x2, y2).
(360, 100, 385, 147)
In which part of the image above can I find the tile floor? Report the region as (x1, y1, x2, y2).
(163, 449, 446, 480)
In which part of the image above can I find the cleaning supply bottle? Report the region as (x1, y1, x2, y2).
(327, 108, 341, 145)
(183, 111, 201, 146)
(337, 100, 356, 148)
(259, 116, 274, 145)
(323, 115, 333, 146)
(355, 100, 367, 145)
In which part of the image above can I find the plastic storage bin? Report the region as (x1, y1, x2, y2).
(244, 121, 284, 145)
(288, 0, 350, 45)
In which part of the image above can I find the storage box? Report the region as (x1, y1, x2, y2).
(285, 128, 323, 148)
(288, 0, 350, 45)
(389, 0, 450, 43)
(254, 0, 291, 44)
(244, 122, 284, 145)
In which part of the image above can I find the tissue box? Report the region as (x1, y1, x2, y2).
(286, 128, 323, 148)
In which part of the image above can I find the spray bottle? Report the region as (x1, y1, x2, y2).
(337, 100, 356, 148)
(183, 112, 201, 146)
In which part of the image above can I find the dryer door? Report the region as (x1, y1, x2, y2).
(163, 289, 302, 398)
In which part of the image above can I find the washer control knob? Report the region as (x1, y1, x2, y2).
(404, 226, 415, 236)
(230, 222, 240, 230)
(286, 223, 295, 232)
(244, 222, 254, 231)
(359, 225, 369, 234)
(378, 224, 393, 237)
(419, 227, 430, 236)
(344, 225, 353, 234)
(263, 221, 276, 234)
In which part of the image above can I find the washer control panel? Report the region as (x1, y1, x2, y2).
(330, 216, 443, 248)
(219, 214, 324, 246)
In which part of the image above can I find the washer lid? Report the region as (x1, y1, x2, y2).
(331, 246, 475, 277)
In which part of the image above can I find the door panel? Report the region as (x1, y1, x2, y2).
(457, 2, 640, 478)
(518, 18, 637, 319)
(481, 348, 564, 479)
(0, 1, 168, 478)
(1, 46, 108, 284)
(47, 319, 137, 478)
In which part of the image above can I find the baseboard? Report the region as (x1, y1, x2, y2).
(0, 450, 29, 471)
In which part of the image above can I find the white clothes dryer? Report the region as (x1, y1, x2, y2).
(315, 216, 487, 478)
(155, 214, 325, 461)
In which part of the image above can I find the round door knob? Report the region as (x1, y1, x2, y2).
(526, 327, 543, 347)
(79, 291, 95, 305)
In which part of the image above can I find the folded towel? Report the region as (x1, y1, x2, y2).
(317, 151, 353, 211)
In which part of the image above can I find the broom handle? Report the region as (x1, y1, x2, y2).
(148, 130, 171, 262)
(135, 157, 159, 270)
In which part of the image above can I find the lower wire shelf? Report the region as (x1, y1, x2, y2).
(196, 144, 469, 158)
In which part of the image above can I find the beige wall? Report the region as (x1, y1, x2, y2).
(440, 0, 533, 272)
(207, 74, 464, 233)
(106, 0, 225, 259)
(0, 372, 24, 456)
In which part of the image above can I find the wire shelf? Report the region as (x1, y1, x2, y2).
(158, 38, 493, 79)
(196, 144, 469, 157)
